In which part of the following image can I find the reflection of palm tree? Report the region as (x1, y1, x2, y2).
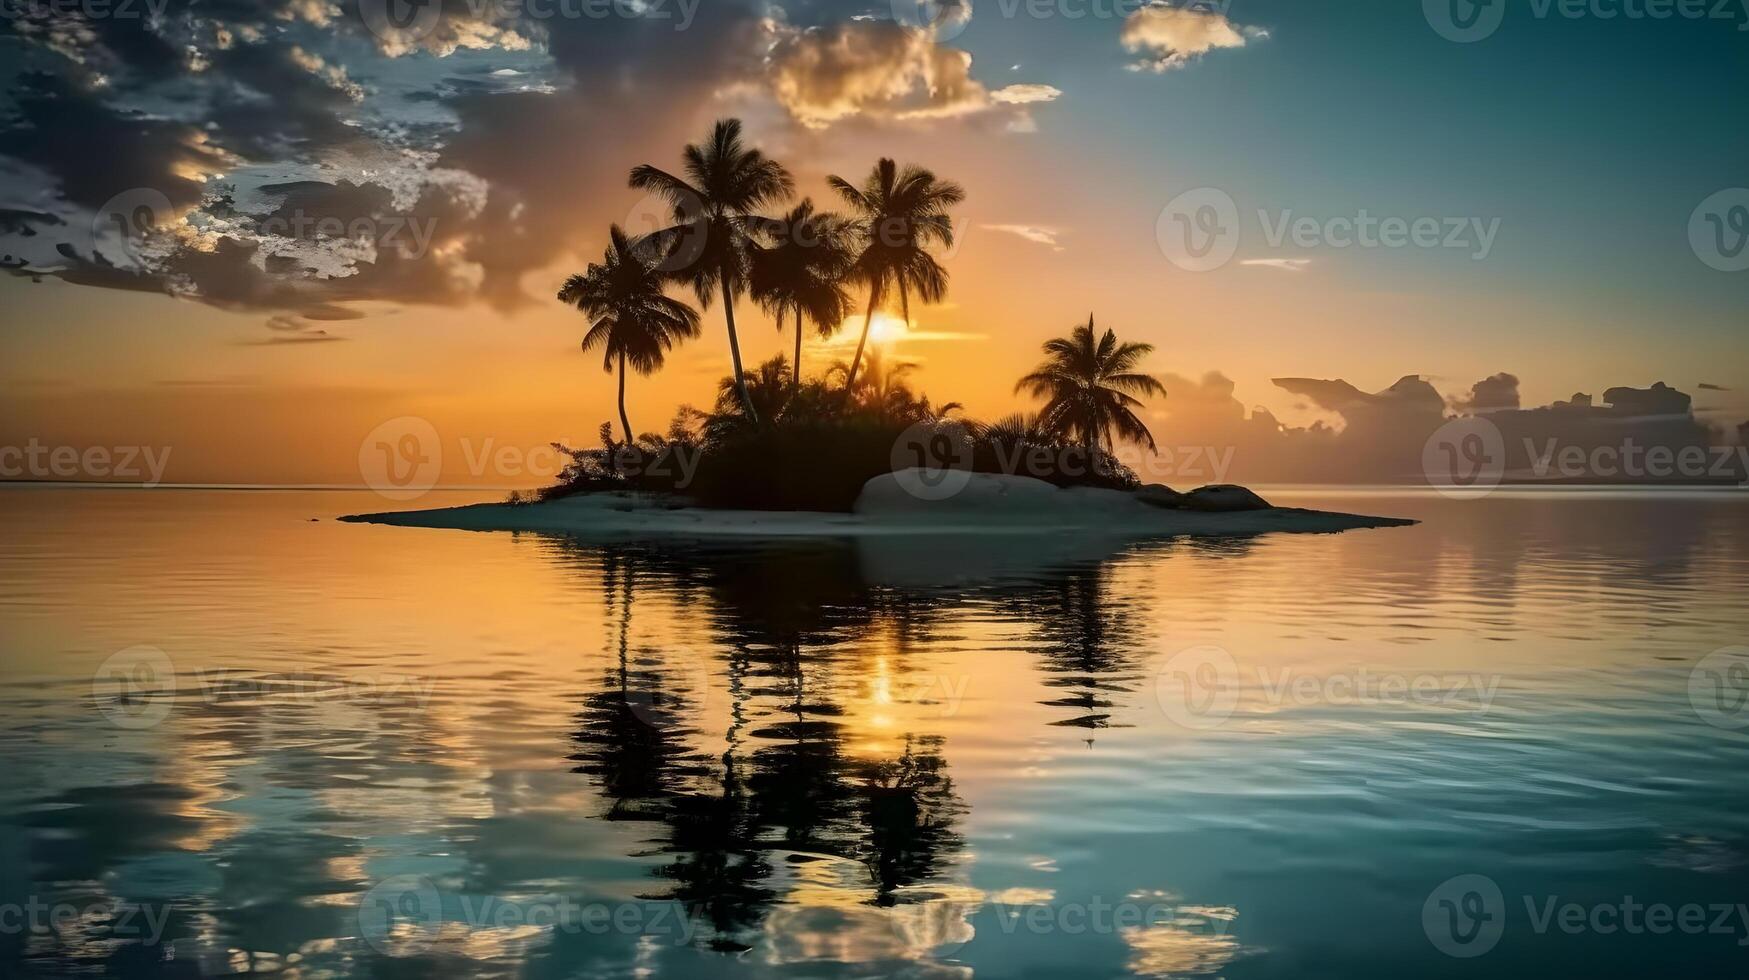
(556, 539, 969, 947)
(1015, 568, 1144, 735)
(854, 735, 964, 904)
(570, 553, 710, 817)
(651, 766, 773, 952)
(828, 159, 964, 396)
(559, 225, 702, 443)
(631, 119, 793, 423)
(750, 200, 853, 392)
(1016, 315, 1167, 455)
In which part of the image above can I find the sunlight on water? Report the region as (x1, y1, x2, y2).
(1, 488, 1745, 978)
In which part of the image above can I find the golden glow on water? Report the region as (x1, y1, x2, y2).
(1, 489, 1747, 977)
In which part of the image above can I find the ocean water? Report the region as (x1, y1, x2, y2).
(0, 488, 1745, 979)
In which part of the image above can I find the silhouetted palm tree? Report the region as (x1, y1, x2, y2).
(1015, 315, 1167, 453)
(827, 158, 963, 396)
(711, 355, 794, 428)
(631, 119, 794, 423)
(824, 349, 955, 422)
(750, 200, 853, 392)
(559, 225, 702, 443)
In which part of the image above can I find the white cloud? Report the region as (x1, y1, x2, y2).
(1240, 258, 1311, 272)
(1120, 6, 1266, 73)
(765, 21, 1056, 129)
(990, 83, 1061, 105)
(983, 224, 1063, 249)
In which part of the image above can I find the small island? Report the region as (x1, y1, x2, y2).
(345, 119, 1413, 542)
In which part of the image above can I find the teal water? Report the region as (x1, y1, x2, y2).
(1, 488, 1746, 978)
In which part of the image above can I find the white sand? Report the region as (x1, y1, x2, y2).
(341, 470, 1415, 540)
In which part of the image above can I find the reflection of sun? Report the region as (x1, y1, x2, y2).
(843, 312, 910, 347)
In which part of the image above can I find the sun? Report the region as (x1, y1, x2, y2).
(863, 312, 911, 346)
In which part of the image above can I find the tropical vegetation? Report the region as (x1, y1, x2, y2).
(548, 118, 1167, 512)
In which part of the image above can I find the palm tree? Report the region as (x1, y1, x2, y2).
(559, 225, 702, 444)
(749, 200, 853, 392)
(630, 119, 793, 423)
(827, 159, 964, 397)
(1015, 316, 1167, 454)
(711, 355, 794, 429)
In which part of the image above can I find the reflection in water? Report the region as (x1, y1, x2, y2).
(2, 489, 1747, 979)
(564, 539, 970, 954)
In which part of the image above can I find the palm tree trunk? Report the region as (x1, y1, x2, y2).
(844, 286, 880, 400)
(792, 307, 803, 393)
(617, 350, 633, 446)
(721, 274, 758, 424)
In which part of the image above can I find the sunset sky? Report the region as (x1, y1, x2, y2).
(3, 0, 1746, 486)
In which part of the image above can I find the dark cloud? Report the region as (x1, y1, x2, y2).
(1, 72, 227, 213)
(1449, 372, 1521, 414)
(0, 208, 64, 236)
(0, 0, 1044, 316)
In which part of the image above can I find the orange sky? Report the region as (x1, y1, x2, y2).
(4, 211, 1743, 489)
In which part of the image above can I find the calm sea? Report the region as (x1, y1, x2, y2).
(1, 488, 1746, 979)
